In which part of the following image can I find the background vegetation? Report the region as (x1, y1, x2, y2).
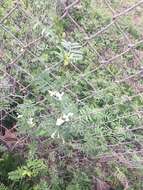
(0, 0, 143, 189)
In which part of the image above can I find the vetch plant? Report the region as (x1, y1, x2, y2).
(55, 39, 83, 66)
(1, 0, 143, 190)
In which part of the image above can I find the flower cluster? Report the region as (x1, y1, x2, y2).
(56, 112, 73, 126)
(48, 90, 64, 101)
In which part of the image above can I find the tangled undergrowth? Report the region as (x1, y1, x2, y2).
(1, 0, 143, 189)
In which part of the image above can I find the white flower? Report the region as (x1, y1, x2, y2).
(56, 112, 73, 126)
(51, 131, 62, 140)
(17, 114, 23, 119)
(62, 138, 65, 144)
(68, 112, 73, 117)
(56, 117, 65, 126)
(27, 118, 34, 127)
(48, 90, 56, 97)
(57, 92, 64, 101)
(57, 132, 60, 139)
(48, 90, 64, 101)
(51, 130, 57, 139)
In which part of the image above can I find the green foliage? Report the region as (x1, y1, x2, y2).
(0, 183, 8, 190)
(0, 153, 23, 183)
(1, 0, 143, 190)
(8, 159, 47, 182)
(32, 181, 49, 190)
(55, 40, 83, 66)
